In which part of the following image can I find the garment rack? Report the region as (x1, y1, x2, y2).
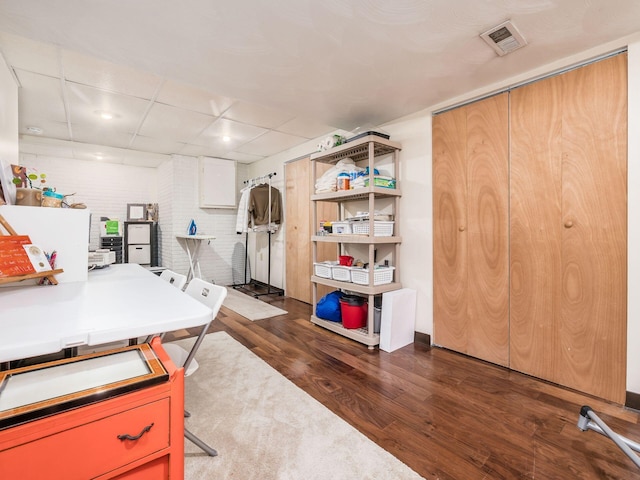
(232, 172, 284, 298)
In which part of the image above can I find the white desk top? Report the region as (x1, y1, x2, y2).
(0, 264, 213, 363)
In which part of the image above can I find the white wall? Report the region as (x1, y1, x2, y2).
(627, 39, 640, 394)
(0, 54, 18, 203)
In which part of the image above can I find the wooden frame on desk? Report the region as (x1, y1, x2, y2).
(0, 343, 168, 430)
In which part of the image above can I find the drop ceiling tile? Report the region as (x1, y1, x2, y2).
(235, 131, 307, 157)
(15, 70, 67, 123)
(62, 49, 164, 99)
(71, 148, 122, 163)
(138, 102, 216, 142)
(0, 32, 60, 77)
(195, 118, 267, 146)
(178, 143, 228, 158)
(70, 124, 135, 149)
(156, 79, 236, 116)
(223, 101, 296, 129)
(66, 82, 151, 133)
(223, 151, 265, 164)
(276, 117, 335, 139)
(130, 134, 187, 155)
(19, 120, 70, 140)
(17, 136, 75, 159)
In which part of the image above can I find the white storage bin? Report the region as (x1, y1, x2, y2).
(331, 265, 352, 282)
(351, 266, 395, 285)
(314, 261, 336, 278)
(331, 221, 351, 234)
(350, 220, 394, 237)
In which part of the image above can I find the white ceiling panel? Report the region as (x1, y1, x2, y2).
(70, 124, 134, 150)
(15, 70, 66, 124)
(130, 134, 187, 155)
(0, 32, 59, 77)
(223, 101, 296, 129)
(62, 49, 163, 100)
(156, 79, 236, 116)
(235, 130, 308, 157)
(138, 102, 215, 142)
(178, 143, 226, 158)
(197, 118, 267, 145)
(66, 82, 150, 133)
(275, 117, 335, 139)
(223, 151, 265, 164)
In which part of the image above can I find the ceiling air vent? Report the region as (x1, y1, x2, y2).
(480, 20, 527, 56)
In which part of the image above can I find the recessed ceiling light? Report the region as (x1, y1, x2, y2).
(26, 126, 43, 134)
(95, 153, 104, 160)
(222, 135, 231, 142)
(95, 110, 115, 120)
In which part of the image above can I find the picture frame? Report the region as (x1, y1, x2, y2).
(127, 203, 147, 221)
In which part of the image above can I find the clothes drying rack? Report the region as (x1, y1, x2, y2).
(232, 172, 284, 298)
(577, 405, 640, 470)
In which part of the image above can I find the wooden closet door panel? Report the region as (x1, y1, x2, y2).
(510, 78, 563, 379)
(466, 93, 510, 366)
(285, 159, 312, 303)
(558, 54, 627, 403)
(433, 107, 469, 352)
(285, 159, 338, 304)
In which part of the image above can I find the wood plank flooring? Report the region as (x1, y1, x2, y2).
(170, 288, 640, 479)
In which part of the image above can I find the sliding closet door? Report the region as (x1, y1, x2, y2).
(285, 158, 337, 304)
(558, 54, 627, 403)
(510, 73, 563, 381)
(511, 54, 627, 403)
(433, 105, 469, 354)
(433, 93, 509, 366)
(285, 158, 312, 303)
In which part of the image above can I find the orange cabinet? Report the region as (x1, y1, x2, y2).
(0, 338, 184, 479)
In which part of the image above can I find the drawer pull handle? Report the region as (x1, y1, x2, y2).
(118, 423, 154, 441)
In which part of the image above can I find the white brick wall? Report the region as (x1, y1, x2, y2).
(20, 154, 158, 250)
(19, 153, 261, 288)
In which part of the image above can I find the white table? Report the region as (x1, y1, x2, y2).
(0, 264, 212, 363)
(175, 234, 216, 282)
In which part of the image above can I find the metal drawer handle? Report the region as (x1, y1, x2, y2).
(117, 423, 154, 441)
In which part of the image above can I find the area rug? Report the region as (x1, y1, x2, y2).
(222, 287, 287, 320)
(177, 332, 424, 480)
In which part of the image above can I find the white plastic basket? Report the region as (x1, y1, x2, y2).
(351, 266, 395, 285)
(331, 221, 351, 234)
(331, 265, 352, 282)
(351, 220, 394, 237)
(314, 261, 336, 279)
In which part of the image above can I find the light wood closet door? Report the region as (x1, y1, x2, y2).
(511, 54, 627, 403)
(285, 158, 312, 303)
(285, 158, 336, 304)
(433, 93, 510, 366)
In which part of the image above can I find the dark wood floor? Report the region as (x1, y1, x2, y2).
(172, 287, 640, 479)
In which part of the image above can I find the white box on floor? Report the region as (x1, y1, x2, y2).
(379, 288, 416, 353)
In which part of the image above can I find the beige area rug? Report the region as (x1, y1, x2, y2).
(177, 332, 424, 480)
(222, 287, 287, 320)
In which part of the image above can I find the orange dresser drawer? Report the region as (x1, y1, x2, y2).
(0, 398, 170, 480)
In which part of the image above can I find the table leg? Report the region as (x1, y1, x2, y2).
(184, 240, 196, 282)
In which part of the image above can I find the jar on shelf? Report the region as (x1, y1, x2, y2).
(336, 172, 350, 191)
